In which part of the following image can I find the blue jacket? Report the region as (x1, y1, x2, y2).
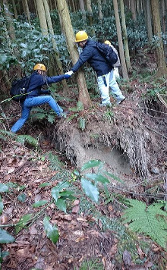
(71, 39, 113, 77)
(26, 71, 66, 98)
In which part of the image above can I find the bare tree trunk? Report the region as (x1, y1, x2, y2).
(36, 0, 48, 36)
(33, 0, 38, 15)
(86, 0, 95, 36)
(161, 0, 166, 33)
(11, 0, 18, 19)
(113, 0, 129, 79)
(42, 0, 69, 90)
(56, 0, 91, 108)
(145, 0, 153, 43)
(119, 0, 132, 72)
(23, 0, 31, 23)
(79, 0, 86, 21)
(98, 0, 103, 21)
(3, 0, 16, 40)
(130, 0, 136, 20)
(150, 0, 167, 77)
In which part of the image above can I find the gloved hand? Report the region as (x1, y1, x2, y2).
(41, 89, 51, 94)
(64, 70, 74, 79)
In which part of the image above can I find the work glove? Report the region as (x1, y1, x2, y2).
(64, 70, 74, 79)
(41, 89, 51, 95)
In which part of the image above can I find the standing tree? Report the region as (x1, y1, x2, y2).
(11, 0, 18, 19)
(35, 0, 68, 90)
(56, 0, 91, 108)
(119, 0, 132, 72)
(113, 0, 129, 80)
(23, 0, 31, 23)
(3, 0, 16, 40)
(36, 0, 48, 36)
(79, 0, 86, 21)
(98, 0, 103, 21)
(150, 0, 167, 77)
(86, 0, 95, 36)
(130, 0, 137, 21)
(145, 0, 153, 44)
(42, 0, 69, 91)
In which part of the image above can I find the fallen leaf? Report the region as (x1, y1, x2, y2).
(72, 205, 80, 214)
(16, 248, 29, 257)
(0, 214, 9, 224)
(75, 236, 87, 242)
(123, 250, 132, 266)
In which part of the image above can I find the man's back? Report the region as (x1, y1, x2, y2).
(72, 39, 113, 76)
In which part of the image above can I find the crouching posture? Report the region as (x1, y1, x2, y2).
(11, 63, 71, 133)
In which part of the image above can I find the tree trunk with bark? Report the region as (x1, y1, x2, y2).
(113, 0, 129, 79)
(23, 0, 31, 23)
(79, 0, 86, 21)
(98, 0, 103, 21)
(130, 0, 136, 21)
(86, 0, 95, 36)
(11, 0, 18, 19)
(145, 0, 153, 43)
(119, 0, 132, 72)
(56, 0, 91, 108)
(43, 0, 69, 91)
(36, 0, 48, 36)
(3, 0, 16, 40)
(150, 0, 167, 77)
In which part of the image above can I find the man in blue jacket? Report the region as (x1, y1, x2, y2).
(66, 31, 125, 106)
(11, 63, 71, 133)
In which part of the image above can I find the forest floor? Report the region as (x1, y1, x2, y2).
(0, 51, 167, 270)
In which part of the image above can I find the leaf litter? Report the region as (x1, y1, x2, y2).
(0, 138, 166, 270)
(1, 72, 167, 269)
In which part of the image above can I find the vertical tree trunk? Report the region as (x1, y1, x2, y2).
(3, 0, 16, 40)
(161, 0, 166, 33)
(113, 0, 129, 79)
(150, 0, 167, 77)
(56, 0, 91, 108)
(145, 0, 153, 43)
(36, 0, 48, 36)
(86, 0, 95, 36)
(33, 0, 38, 15)
(42, 0, 68, 90)
(23, 0, 31, 23)
(119, 0, 132, 72)
(11, 0, 18, 19)
(130, 0, 136, 20)
(98, 0, 103, 21)
(79, 0, 86, 21)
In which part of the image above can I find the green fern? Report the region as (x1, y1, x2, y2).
(122, 199, 167, 249)
(17, 135, 38, 147)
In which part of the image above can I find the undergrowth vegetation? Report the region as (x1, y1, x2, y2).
(0, 3, 167, 269)
(0, 132, 166, 268)
(0, 3, 149, 75)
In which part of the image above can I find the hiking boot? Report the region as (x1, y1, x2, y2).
(60, 112, 67, 118)
(59, 111, 70, 118)
(116, 97, 125, 105)
(99, 102, 112, 107)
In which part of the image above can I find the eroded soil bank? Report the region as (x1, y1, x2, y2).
(1, 77, 167, 269)
(52, 94, 167, 189)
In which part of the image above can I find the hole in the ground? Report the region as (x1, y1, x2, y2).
(76, 144, 133, 180)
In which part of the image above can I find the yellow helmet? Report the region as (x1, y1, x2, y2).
(104, 40, 111, 46)
(33, 63, 46, 71)
(75, 31, 88, 43)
